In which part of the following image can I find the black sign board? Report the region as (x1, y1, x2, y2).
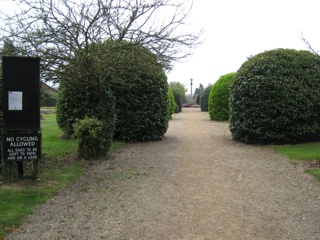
(2, 56, 40, 129)
(3, 130, 41, 161)
(2, 56, 41, 179)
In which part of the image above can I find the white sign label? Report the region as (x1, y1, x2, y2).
(8, 91, 23, 110)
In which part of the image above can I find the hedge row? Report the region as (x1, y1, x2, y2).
(56, 42, 171, 158)
(230, 48, 320, 144)
(208, 73, 235, 121)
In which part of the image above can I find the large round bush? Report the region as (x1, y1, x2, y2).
(56, 55, 116, 152)
(208, 72, 235, 121)
(106, 42, 170, 142)
(200, 84, 212, 112)
(111, 71, 169, 141)
(230, 48, 320, 144)
(56, 80, 115, 137)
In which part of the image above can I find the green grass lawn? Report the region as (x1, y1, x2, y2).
(0, 113, 122, 239)
(271, 142, 320, 184)
(271, 142, 320, 161)
(41, 113, 77, 157)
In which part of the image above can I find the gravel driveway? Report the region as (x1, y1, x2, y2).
(7, 108, 320, 239)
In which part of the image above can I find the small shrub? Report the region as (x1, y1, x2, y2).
(230, 48, 320, 144)
(208, 73, 235, 121)
(72, 117, 110, 159)
(200, 84, 212, 111)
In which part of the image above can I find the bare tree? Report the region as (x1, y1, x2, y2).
(0, 0, 203, 83)
(300, 32, 319, 55)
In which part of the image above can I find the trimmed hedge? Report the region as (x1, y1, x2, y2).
(173, 91, 182, 113)
(196, 94, 201, 105)
(57, 41, 169, 143)
(56, 79, 115, 148)
(170, 82, 187, 112)
(56, 54, 116, 151)
(102, 42, 170, 142)
(200, 84, 212, 111)
(230, 48, 320, 144)
(111, 72, 169, 141)
(168, 87, 176, 119)
(208, 73, 235, 121)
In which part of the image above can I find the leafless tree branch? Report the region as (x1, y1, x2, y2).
(0, 0, 203, 83)
(300, 32, 319, 55)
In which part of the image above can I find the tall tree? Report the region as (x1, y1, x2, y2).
(0, 0, 202, 83)
(199, 83, 204, 94)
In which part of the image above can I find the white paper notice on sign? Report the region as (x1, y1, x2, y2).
(8, 91, 23, 110)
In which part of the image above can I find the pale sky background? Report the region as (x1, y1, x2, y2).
(1, 0, 320, 94)
(167, 0, 320, 94)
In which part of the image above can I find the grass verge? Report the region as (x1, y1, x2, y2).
(41, 113, 77, 157)
(271, 142, 320, 183)
(305, 169, 320, 182)
(0, 162, 86, 237)
(271, 142, 320, 161)
(0, 112, 122, 239)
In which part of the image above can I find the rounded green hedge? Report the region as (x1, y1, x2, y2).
(102, 42, 170, 142)
(56, 54, 116, 153)
(111, 72, 169, 141)
(200, 84, 212, 112)
(56, 79, 115, 138)
(230, 48, 320, 144)
(170, 82, 187, 113)
(208, 72, 235, 121)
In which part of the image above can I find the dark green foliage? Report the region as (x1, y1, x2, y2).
(100, 42, 170, 142)
(72, 117, 110, 159)
(168, 87, 176, 119)
(230, 48, 320, 144)
(0, 64, 2, 126)
(208, 73, 235, 121)
(196, 94, 201, 105)
(56, 40, 169, 144)
(112, 72, 169, 141)
(56, 79, 115, 139)
(56, 49, 116, 155)
(170, 82, 187, 112)
(0, 64, 2, 174)
(173, 91, 182, 112)
(41, 91, 57, 106)
(200, 84, 212, 111)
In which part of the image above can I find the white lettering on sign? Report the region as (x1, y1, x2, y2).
(9, 141, 36, 147)
(5, 135, 40, 161)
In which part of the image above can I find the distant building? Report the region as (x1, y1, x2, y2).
(41, 82, 58, 95)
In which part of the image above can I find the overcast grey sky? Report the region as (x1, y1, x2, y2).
(1, 0, 320, 93)
(167, 0, 320, 93)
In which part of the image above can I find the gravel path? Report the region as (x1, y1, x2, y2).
(7, 108, 320, 239)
